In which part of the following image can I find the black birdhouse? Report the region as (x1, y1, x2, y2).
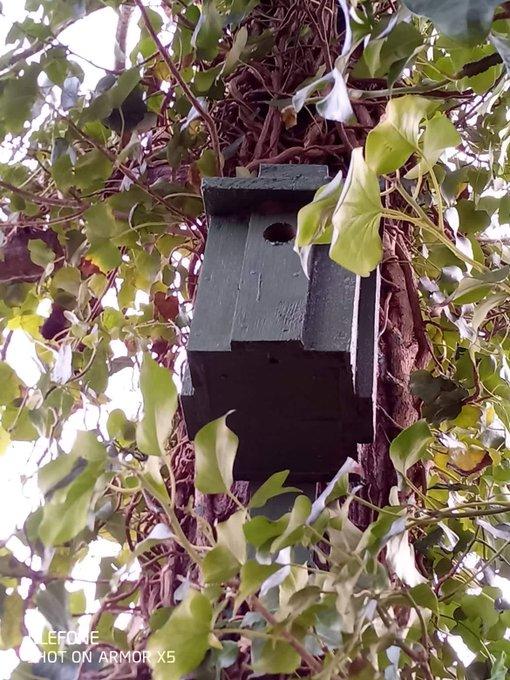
(181, 164, 379, 482)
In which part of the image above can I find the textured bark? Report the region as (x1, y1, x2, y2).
(354, 226, 429, 527)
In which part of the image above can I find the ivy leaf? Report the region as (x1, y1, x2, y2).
(235, 561, 279, 609)
(330, 147, 383, 277)
(251, 638, 301, 675)
(0, 362, 21, 405)
(293, 61, 354, 123)
(366, 95, 433, 175)
(451, 277, 492, 304)
(410, 371, 469, 424)
(194, 413, 238, 494)
(136, 354, 178, 456)
(223, 25, 248, 76)
(296, 170, 342, 247)
(0, 592, 24, 650)
(389, 419, 432, 475)
(315, 62, 355, 123)
(37, 581, 71, 631)
(271, 494, 312, 552)
(406, 113, 461, 178)
(192, 0, 223, 61)
(147, 590, 212, 680)
(249, 470, 299, 509)
(28, 238, 55, 268)
(403, 0, 501, 45)
(202, 545, 240, 583)
(37, 433, 107, 546)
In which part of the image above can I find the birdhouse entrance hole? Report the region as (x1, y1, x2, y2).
(263, 221, 295, 244)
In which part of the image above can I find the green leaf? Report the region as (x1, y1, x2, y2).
(243, 515, 287, 548)
(37, 581, 71, 631)
(192, 0, 223, 60)
(0, 362, 21, 404)
(0, 592, 24, 650)
(366, 95, 433, 175)
(140, 457, 171, 507)
(147, 590, 212, 680)
(37, 432, 107, 546)
(107, 408, 136, 446)
(490, 653, 508, 680)
(251, 638, 301, 675)
(28, 239, 55, 268)
(472, 293, 507, 331)
(271, 494, 312, 552)
(216, 509, 247, 563)
(235, 560, 279, 608)
(296, 170, 342, 247)
(0, 426, 10, 456)
(223, 25, 248, 76)
(354, 21, 422, 84)
(330, 146, 383, 277)
(84, 202, 119, 243)
(452, 277, 492, 304)
(194, 414, 238, 494)
(136, 354, 178, 456)
(249, 470, 299, 509)
(87, 241, 122, 273)
(409, 583, 438, 614)
(406, 113, 461, 178)
(456, 199, 491, 235)
(202, 545, 240, 583)
(0, 64, 39, 135)
(74, 150, 113, 191)
(68, 589, 86, 615)
(403, 0, 501, 45)
(389, 419, 432, 475)
(109, 68, 141, 109)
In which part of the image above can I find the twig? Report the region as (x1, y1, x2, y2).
(134, 0, 223, 175)
(250, 596, 324, 675)
(114, 4, 134, 71)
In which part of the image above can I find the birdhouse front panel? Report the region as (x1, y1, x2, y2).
(182, 164, 379, 482)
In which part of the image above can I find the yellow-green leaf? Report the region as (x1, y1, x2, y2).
(147, 590, 212, 680)
(366, 95, 433, 175)
(330, 147, 382, 277)
(194, 414, 238, 494)
(136, 354, 178, 456)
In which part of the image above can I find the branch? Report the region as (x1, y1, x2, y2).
(115, 4, 134, 71)
(250, 596, 326, 676)
(455, 52, 503, 80)
(134, 0, 223, 175)
(0, 180, 82, 208)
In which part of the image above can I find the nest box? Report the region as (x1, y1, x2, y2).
(181, 164, 379, 482)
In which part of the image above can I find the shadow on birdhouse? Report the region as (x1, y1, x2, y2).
(181, 164, 379, 482)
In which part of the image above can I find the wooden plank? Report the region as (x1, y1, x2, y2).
(187, 213, 248, 352)
(231, 211, 308, 345)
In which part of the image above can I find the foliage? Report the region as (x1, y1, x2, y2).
(3, 0, 510, 678)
